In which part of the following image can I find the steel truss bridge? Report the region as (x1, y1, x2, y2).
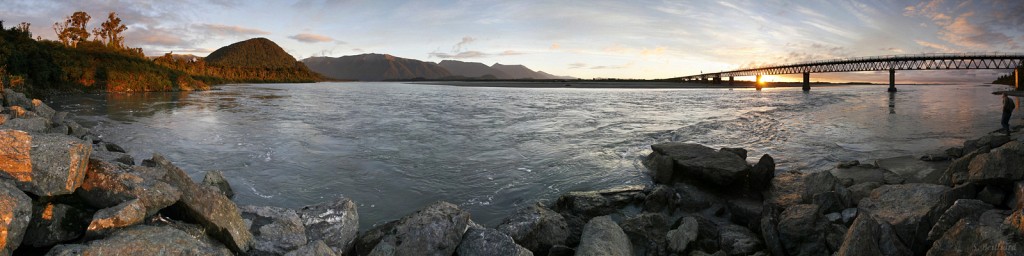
(679, 53, 1024, 92)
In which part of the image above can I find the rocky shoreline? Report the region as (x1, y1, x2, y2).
(2, 88, 1023, 256)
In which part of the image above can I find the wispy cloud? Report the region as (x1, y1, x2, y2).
(453, 36, 476, 52)
(289, 33, 337, 43)
(192, 23, 270, 37)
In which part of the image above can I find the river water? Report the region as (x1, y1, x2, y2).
(47, 82, 1014, 229)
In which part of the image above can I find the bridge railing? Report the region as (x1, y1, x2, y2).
(752, 52, 1024, 70)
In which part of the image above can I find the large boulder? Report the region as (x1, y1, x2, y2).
(718, 224, 764, 255)
(966, 141, 1024, 185)
(830, 166, 905, 186)
(647, 143, 750, 186)
(286, 240, 338, 256)
(0, 131, 90, 196)
(927, 210, 1017, 256)
(553, 186, 645, 246)
(241, 205, 308, 256)
(777, 204, 830, 256)
(45, 225, 232, 255)
(749, 154, 775, 191)
(766, 171, 839, 209)
(89, 149, 135, 165)
(0, 116, 50, 133)
(642, 184, 678, 212)
(926, 199, 993, 241)
(835, 213, 911, 256)
(1, 89, 31, 110)
(496, 202, 568, 255)
(30, 99, 56, 120)
(619, 213, 670, 255)
(939, 149, 985, 186)
(76, 159, 181, 216)
(22, 202, 90, 247)
(203, 170, 234, 199)
(298, 196, 359, 254)
(857, 183, 958, 254)
(574, 215, 631, 256)
(666, 216, 699, 254)
(366, 201, 470, 256)
(144, 153, 252, 253)
(456, 227, 533, 256)
(85, 199, 146, 238)
(354, 220, 398, 256)
(874, 155, 948, 184)
(0, 180, 31, 255)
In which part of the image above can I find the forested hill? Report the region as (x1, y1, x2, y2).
(153, 38, 322, 84)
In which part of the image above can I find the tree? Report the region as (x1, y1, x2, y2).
(93, 12, 127, 49)
(53, 11, 91, 47)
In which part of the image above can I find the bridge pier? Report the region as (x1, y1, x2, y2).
(802, 72, 810, 92)
(755, 74, 763, 91)
(1016, 67, 1022, 91)
(888, 69, 897, 92)
(729, 76, 734, 85)
(713, 75, 721, 84)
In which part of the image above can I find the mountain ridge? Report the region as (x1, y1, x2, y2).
(302, 54, 572, 81)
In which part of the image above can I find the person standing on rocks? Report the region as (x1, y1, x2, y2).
(1002, 93, 1015, 136)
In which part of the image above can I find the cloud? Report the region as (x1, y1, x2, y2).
(192, 23, 270, 37)
(880, 47, 904, 53)
(581, 62, 633, 70)
(289, 33, 336, 43)
(453, 36, 475, 52)
(125, 26, 189, 47)
(915, 40, 957, 53)
(429, 50, 487, 59)
(550, 43, 560, 49)
(352, 48, 365, 53)
(568, 62, 587, 69)
(499, 50, 525, 56)
(938, 12, 1015, 49)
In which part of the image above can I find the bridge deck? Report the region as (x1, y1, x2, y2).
(681, 53, 1024, 79)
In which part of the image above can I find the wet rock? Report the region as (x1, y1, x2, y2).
(967, 141, 1024, 184)
(102, 142, 126, 153)
(945, 147, 963, 158)
(0, 180, 31, 255)
(720, 147, 747, 159)
(940, 149, 985, 186)
(46, 225, 232, 255)
(825, 224, 847, 252)
(719, 224, 763, 255)
(759, 210, 786, 256)
(841, 208, 858, 225)
(673, 183, 721, 212)
(847, 182, 881, 206)
(826, 212, 843, 223)
(30, 99, 55, 119)
(920, 154, 950, 162)
(813, 191, 851, 214)
(619, 213, 669, 255)
(64, 121, 90, 139)
(145, 153, 252, 253)
(777, 204, 830, 256)
(858, 183, 957, 254)
(1, 116, 50, 132)
(666, 216, 698, 254)
(496, 202, 568, 255)
(648, 143, 750, 186)
(926, 199, 993, 241)
(285, 240, 337, 256)
(354, 220, 398, 256)
(456, 227, 533, 256)
(927, 211, 1017, 256)
(23, 202, 90, 247)
(554, 186, 644, 246)
(875, 155, 948, 184)
(575, 215, 631, 256)
(835, 213, 911, 256)
(367, 201, 470, 256)
(298, 196, 358, 254)
(203, 170, 234, 199)
(766, 171, 839, 209)
(976, 186, 1005, 206)
(963, 134, 1010, 153)
(547, 245, 575, 256)
(76, 159, 181, 216)
(85, 199, 146, 238)
(831, 166, 903, 185)
(0, 132, 90, 196)
(49, 112, 67, 127)
(748, 154, 775, 191)
(89, 149, 135, 165)
(837, 160, 859, 169)
(642, 184, 677, 212)
(241, 205, 308, 256)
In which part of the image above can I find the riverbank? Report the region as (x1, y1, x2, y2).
(418, 80, 875, 89)
(2, 88, 1024, 255)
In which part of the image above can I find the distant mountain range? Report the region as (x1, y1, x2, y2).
(302, 54, 573, 81)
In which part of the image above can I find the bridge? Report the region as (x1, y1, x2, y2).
(680, 53, 1024, 92)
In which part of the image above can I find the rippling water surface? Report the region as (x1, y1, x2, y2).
(48, 82, 1014, 229)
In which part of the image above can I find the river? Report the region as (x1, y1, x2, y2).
(47, 82, 1014, 229)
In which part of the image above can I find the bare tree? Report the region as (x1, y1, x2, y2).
(53, 11, 91, 47)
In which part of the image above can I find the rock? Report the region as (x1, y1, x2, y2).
(354, 220, 398, 256)
(0, 180, 31, 255)
(0, 132, 90, 196)
(673, 183, 721, 212)
(367, 201, 470, 256)
(297, 196, 359, 254)
(925, 199, 993, 241)
(813, 191, 850, 214)
(826, 212, 843, 223)
(76, 159, 181, 216)
(64, 121, 90, 139)
(837, 160, 859, 169)
(648, 143, 750, 186)
(50, 112, 67, 126)
(777, 204, 830, 256)
(1, 89, 31, 109)
(927, 211, 1017, 256)
(30, 99, 55, 119)
(976, 186, 1005, 206)
(554, 186, 644, 246)
(0, 116, 50, 132)
(830, 166, 905, 185)
(720, 147, 747, 159)
(642, 184, 677, 212)
(619, 213, 669, 255)
(575, 215, 631, 256)
(847, 182, 882, 206)
(825, 224, 846, 252)
(23, 202, 89, 247)
(767, 171, 839, 209)
(719, 224, 763, 255)
(6, 106, 28, 118)
(857, 183, 958, 254)
(456, 227, 533, 256)
(45, 225, 232, 255)
(749, 154, 775, 191)
(945, 147, 963, 158)
(726, 198, 763, 231)
(241, 205, 308, 256)
(202, 170, 234, 199)
(967, 141, 1024, 184)
(1011, 181, 1024, 211)
(89, 150, 135, 165)
(759, 210, 786, 256)
(144, 153, 252, 253)
(496, 202, 568, 255)
(835, 213, 911, 256)
(285, 240, 337, 256)
(689, 215, 722, 252)
(920, 154, 950, 162)
(940, 149, 985, 186)
(547, 245, 575, 256)
(85, 199, 145, 238)
(874, 155, 948, 184)
(964, 134, 1010, 153)
(841, 208, 858, 225)
(666, 216, 698, 254)
(0, 114, 6, 125)
(102, 142, 126, 153)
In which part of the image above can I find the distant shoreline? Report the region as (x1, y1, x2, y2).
(415, 80, 882, 89)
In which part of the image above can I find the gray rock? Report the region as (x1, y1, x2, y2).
(575, 215, 631, 256)
(368, 201, 470, 256)
(977, 186, 1005, 206)
(203, 170, 234, 199)
(619, 213, 669, 255)
(927, 212, 1019, 256)
(926, 199, 993, 241)
(841, 208, 858, 225)
(945, 147, 963, 158)
(673, 182, 722, 212)
(1, 89, 31, 109)
(642, 184, 677, 212)
(241, 205, 308, 256)
(666, 216, 698, 254)
(875, 155, 949, 184)
(23, 202, 89, 247)
(0, 132, 90, 196)
(825, 212, 843, 223)
(830, 166, 904, 185)
(298, 196, 359, 254)
(847, 182, 882, 206)
(777, 204, 830, 256)
(857, 183, 958, 254)
(759, 210, 786, 256)
(813, 191, 850, 214)
(767, 171, 839, 209)
(720, 147, 747, 159)
(89, 149, 135, 165)
(719, 224, 763, 255)
(285, 240, 337, 256)
(1011, 181, 1024, 211)
(920, 154, 950, 162)
(826, 224, 847, 252)
(648, 143, 750, 186)
(45, 225, 232, 255)
(30, 99, 56, 120)
(967, 141, 1024, 184)
(76, 159, 181, 216)
(0, 180, 31, 255)
(85, 199, 146, 238)
(0, 116, 50, 132)
(547, 245, 575, 256)
(144, 153, 253, 253)
(50, 111, 68, 126)
(749, 154, 775, 191)
(64, 120, 90, 139)
(835, 213, 911, 256)
(102, 142, 126, 153)
(456, 227, 533, 256)
(496, 202, 568, 255)
(726, 198, 763, 231)
(837, 160, 859, 169)
(553, 186, 645, 246)
(940, 149, 985, 186)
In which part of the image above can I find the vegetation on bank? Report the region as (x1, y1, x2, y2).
(0, 11, 320, 97)
(992, 71, 1018, 86)
(153, 38, 322, 84)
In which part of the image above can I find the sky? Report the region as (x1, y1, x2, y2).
(2, 0, 1023, 82)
